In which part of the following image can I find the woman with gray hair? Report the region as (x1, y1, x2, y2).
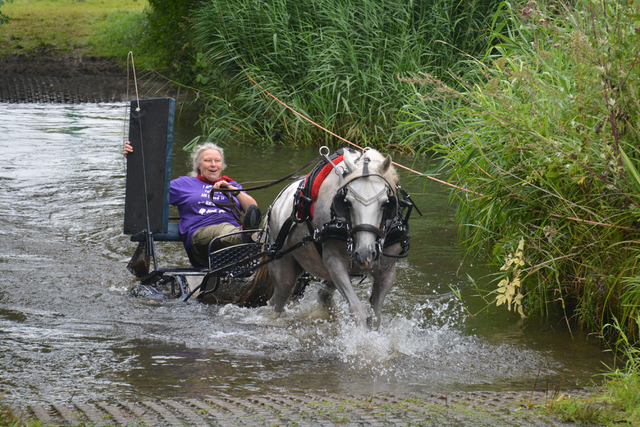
(124, 141, 261, 267)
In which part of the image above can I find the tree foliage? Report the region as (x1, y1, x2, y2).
(1, 0, 13, 25)
(144, 0, 204, 76)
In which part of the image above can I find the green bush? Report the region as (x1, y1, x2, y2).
(187, 0, 499, 147)
(145, 0, 204, 76)
(0, 0, 13, 25)
(94, 10, 151, 62)
(403, 0, 640, 339)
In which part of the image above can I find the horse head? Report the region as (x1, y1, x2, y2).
(332, 149, 398, 269)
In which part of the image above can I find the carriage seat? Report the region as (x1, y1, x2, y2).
(130, 222, 182, 242)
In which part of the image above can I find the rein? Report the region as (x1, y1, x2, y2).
(209, 192, 244, 224)
(214, 154, 322, 195)
(209, 155, 322, 224)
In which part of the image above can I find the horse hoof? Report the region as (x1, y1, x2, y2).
(366, 316, 380, 330)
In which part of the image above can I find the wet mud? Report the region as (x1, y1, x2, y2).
(0, 50, 180, 103)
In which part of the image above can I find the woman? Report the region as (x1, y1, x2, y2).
(124, 141, 261, 267)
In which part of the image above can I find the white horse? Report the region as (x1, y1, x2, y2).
(266, 148, 401, 328)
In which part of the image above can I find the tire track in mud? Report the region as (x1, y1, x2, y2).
(14, 391, 593, 426)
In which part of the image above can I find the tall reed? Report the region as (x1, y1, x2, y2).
(187, 0, 498, 148)
(401, 0, 640, 340)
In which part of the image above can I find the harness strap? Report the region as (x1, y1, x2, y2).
(273, 216, 295, 252)
(310, 154, 344, 201)
(268, 214, 323, 260)
(266, 151, 418, 263)
(270, 234, 316, 260)
(294, 148, 349, 221)
(258, 191, 415, 269)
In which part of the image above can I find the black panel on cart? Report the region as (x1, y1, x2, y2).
(123, 98, 175, 235)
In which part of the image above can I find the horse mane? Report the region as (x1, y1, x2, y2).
(342, 149, 398, 189)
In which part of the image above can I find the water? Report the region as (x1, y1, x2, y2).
(0, 103, 609, 407)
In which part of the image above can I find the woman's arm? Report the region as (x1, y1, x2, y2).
(235, 191, 258, 212)
(212, 180, 257, 211)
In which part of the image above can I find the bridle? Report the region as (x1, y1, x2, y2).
(330, 158, 399, 261)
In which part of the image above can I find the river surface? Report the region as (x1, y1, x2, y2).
(0, 103, 610, 407)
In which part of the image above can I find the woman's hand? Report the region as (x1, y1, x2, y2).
(123, 141, 133, 156)
(213, 180, 238, 192)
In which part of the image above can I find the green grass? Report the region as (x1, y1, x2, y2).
(0, 0, 148, 57)
(550, 317, 640, 425)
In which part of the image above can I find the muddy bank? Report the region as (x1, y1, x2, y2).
(0, 51, 184, 104)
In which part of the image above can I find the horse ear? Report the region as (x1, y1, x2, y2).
(343, 149, 358, 173)
(380, 155, 392, 175)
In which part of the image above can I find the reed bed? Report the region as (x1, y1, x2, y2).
(186, 0, 498, 148)
(402, 0, 640, 341)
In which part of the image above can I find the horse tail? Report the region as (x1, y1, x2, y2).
(236, 260, 273, 308)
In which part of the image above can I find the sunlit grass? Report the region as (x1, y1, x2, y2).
(0, 0, 147, 56)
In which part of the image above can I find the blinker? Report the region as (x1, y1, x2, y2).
(332, 190, 350, 219)
(384, 195, 398, 221)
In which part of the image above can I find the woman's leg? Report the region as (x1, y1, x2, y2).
(190, 223, 242, 267)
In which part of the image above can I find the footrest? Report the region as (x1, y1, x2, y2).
(209, 242, 266, 277)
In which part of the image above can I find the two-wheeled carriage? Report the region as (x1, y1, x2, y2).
(124, 98, 419, 325)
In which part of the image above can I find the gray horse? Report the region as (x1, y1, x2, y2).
(266, 148, 400, 328)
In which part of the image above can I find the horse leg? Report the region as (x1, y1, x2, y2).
(368, 244, 400, 329)
(323, 248, 367, 326)
(268, 254, 304, 312)
(317, 281, 336, 308)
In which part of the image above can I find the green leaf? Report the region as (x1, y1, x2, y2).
(620, 145, 640, 193)
(545, 171, 559, 179)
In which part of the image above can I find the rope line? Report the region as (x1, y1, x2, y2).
(245, 74, 638, 233)
(246, 74, 483, 197)
(127, 51, 141, 113)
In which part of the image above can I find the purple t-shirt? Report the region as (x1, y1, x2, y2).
(170, 176, 242, 249)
